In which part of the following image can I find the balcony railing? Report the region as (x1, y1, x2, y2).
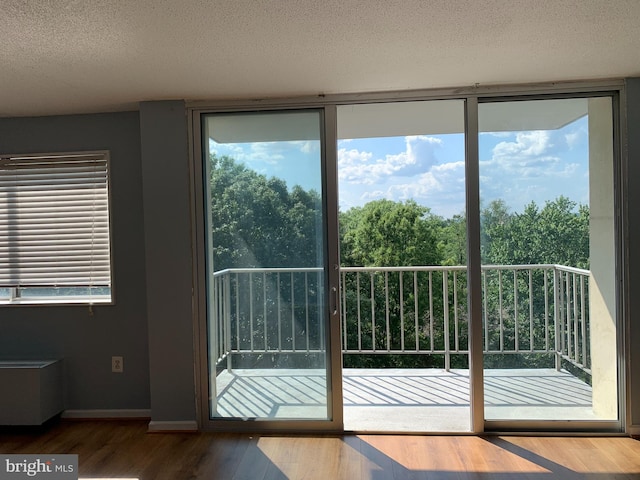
(211, 264, 590, 376)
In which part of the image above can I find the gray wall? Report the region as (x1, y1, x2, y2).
(0, 112, 150, 411)
(625, 78, 640, 431)
(140, 101, 196, 424)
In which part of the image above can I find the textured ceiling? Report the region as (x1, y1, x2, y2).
(1, 0, 639, 117)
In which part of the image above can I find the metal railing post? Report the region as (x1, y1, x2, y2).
(554, 267, 561, 371)
(224, 272, 233, 372)
(212, 275, 219, 368)
(580, 274, 588, 369)
(443, 271, 451, 371)
(249, 272, 254, 352)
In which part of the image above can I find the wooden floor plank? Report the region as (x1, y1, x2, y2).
(231, 436, 272, 480)
(1, 420, 640, 479)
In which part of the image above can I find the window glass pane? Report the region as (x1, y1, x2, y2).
(479, 97, 618, 422)
(337, 100, 470, 432)
(19, 287, 111, 298)
(203, 110, 330, 421)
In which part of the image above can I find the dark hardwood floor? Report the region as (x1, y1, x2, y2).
(1, 419, 640, 479)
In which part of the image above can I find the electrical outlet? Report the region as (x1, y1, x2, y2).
(112, 356, 123, 373)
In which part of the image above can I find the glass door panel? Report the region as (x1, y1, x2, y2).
(478, 97, 619, 425)
(202, 110, 334, 423)
(336, 100, 470, 432)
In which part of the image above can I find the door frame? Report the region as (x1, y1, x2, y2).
(475, 92, 625, 433)
(189, 105, 343, 433)
(188, 79, 628, 434)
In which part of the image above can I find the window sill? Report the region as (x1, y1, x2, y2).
(0, 297, 112, 306)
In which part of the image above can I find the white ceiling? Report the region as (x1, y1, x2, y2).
(1, 0, 639, 117)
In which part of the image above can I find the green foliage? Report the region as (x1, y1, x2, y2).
(481, 196, 589, 268)
(339, 199, 442, 267)
(438, 214, 467, 266)
(210, 154, 322, 270)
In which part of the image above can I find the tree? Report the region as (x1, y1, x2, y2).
(210, 153, 322, 270)
(481, 196, 589, 268)
(438, 214, 467, 266)
(339, 199, 442, 267)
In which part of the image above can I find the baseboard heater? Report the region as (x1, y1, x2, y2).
(0, 360, 64, 425)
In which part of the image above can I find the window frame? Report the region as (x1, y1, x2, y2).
(0, 150, 114, 306)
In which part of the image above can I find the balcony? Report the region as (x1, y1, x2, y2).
(210, 264, 596, 431)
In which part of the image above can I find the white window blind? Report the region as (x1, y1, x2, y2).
(0, 152, 112, 298)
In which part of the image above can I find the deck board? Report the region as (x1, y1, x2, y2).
(214, 368, 605, 432)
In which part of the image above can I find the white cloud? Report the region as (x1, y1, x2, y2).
(213, 140, 321, 173)
(361, 189, 386, 201)
(351, 121, 589, 216)
(407, 135, 441, 143)
(492, 131, 555, 161)
(390, 162, 463, 197)
(339, 148, 373, 165)
(338, 148, 378, 185)
(210, 142, 244, 157)
(389, 172, 439, 199)
(480, 131, 513, 138)
(293, 140, 319, 154)
(338, 135, 443, 186)
(386, 161, 466, 216)
(564, 128, 587, 149)
(212, 141, 284, 166)
(247, 143, 285, 164)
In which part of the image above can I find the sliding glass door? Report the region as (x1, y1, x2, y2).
(193, 88, 623, 434)
(478, 97, 620, 429)
(198, 109, 341, 430)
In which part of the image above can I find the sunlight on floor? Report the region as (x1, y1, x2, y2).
(359, 436, 552, 474)
(255, 435, 555, 477)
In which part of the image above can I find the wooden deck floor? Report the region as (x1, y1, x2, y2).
(214, 368, 604, 432)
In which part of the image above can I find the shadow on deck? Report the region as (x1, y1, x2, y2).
(213, 368, 598, 432)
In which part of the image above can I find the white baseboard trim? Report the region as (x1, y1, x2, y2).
(148, 420, 198, 432)
(62, 409, 151, 419)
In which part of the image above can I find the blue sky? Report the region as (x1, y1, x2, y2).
(211, 138, 323, 192)
(211, 115, 589, 219)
